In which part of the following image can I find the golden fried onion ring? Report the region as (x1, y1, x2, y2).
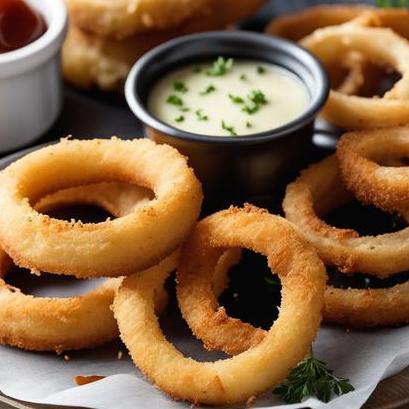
(179, 244, 409, 352)
(265, 6, 383, 99)
(0, 182, 173, 352)
(337, 126, 409, 213)
(114, 205, 326, 404)
(301, 25, 409, 129)
(283, 155, 409, 277)
(324, 281, 409, 328)
(0, 138, 202, 278)
(181, 239, 409, 344)
(63, 0, 265, 91)
(65, 0, 211, 39)
(0, 251, 177, 352)
(265, 5, 372, 41)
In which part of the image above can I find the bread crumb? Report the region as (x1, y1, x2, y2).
(75, 375, 105, 386)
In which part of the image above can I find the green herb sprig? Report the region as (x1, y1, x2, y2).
(376, 0, 409, 7)
(274, 355, 354, 404)
(174, 115, 184, 123)
(242, 90, 268, 114)
(173, 81, 188, 93)
(207, 57, 234, 76)
(221, 120, 237, 136)
(200, 85, 216, 95)
(166, 94, 183, 106)
(229, 94, 245, 104)
(257, 66, 266, 74)
(196, 109, 209, 121)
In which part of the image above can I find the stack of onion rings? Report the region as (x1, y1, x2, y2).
(282, 153, 409, 328)
(63, 0, 265, 91)
(0, 181, 174, 352)
(65, 0, 212, 39)
(114, 205, 326, 404)
(266, 6, 409, 129)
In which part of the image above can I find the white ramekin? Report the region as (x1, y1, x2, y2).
(0, 0, 68, 153)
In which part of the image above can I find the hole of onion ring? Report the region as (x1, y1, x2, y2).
(43, 203, 114, 223)
(324, 200, 407, 236)
(5, 267, 105, 297)
(218, 250, 281, 330)
(159, 251, 282, 360)
(160, 296, 228, 361)
(157, 272, 227, 361)
(328, 60, 400, 98)
(327, 266, 409, 290)
(4, 204, 113, 296)
(322, 200, 409, 289)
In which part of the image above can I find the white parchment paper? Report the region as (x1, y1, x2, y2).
(1, 275, 408, 409)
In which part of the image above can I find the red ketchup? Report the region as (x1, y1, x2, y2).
(0, 0, 46, 53)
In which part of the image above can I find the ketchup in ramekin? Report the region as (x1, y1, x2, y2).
(0, 0, 46, 53)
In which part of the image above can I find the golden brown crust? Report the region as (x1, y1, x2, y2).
(63, 0, 265, 91)
(337, 126, 409, 213)
(0, 182, 170, 352)
(324, 282, 409, 328)
(301, 24, 409, 129)
(113, 206, 326, 404)
(283, 155, 409, 277)
(66, 0, 212, 39)
(0, 138, 202, 278)
(265, 4, 372, 41)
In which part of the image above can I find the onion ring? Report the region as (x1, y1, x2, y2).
(0, 183, 173, 352)
(0, 250, 177, 352)
(324, 281, 409, 328)
(63, 0, 265, 91)
(283, 155, 409, 277)
(265, 5, 372, 41)
(337, 126, 409, 213)
(301, 25, 409, 129)
(36, 182, 154, 217)
(65, 0, 212, 39)
(179, 256, 409, 353)
(114, 205, 326, 404)
(265, 6, 384, 99)
(0, 138, 202, 278)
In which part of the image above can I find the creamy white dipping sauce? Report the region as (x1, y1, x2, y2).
(148, 58, 310, 137)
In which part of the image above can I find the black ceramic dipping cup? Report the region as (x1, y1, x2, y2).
(125, 31, 329, 211)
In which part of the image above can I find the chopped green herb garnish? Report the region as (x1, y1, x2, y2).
(173, 81, 188, 93)
(221, 120, 237, 136)
(240, 74, 247, 81)
(195, 109, 208, 121)
(257, 66, 266, 74)
(166, 94, 183, 106)
(193, 66, 202, 73)
(179, 107, 190, 112)
(175, 115, 185, 122)
(274, 355, 354, 404)
(246, 121, 253, 128)
(207, 57, 234, 76)
(229, 94, 245, 104)
(376, 0, 409, 7)
(200, 85, 216, 95)
(249, 89, 267, 104)
(242, 90, 268, 114)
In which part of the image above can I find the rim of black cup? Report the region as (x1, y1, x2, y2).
(125, 30, 329, 145)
